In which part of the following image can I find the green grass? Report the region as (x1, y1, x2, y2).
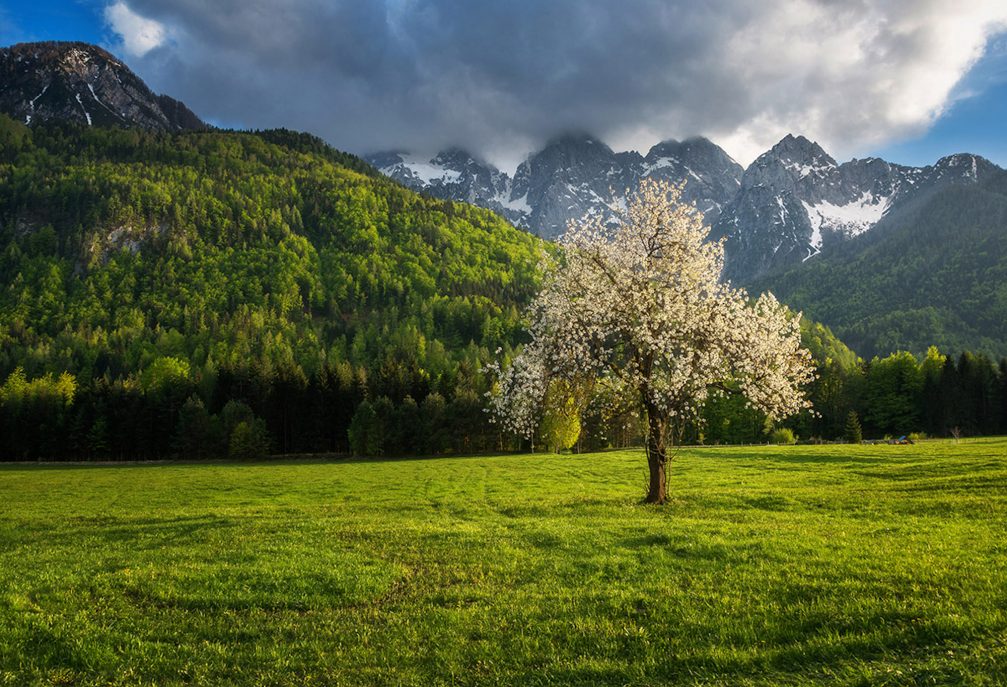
(2, 439, 1006, 686)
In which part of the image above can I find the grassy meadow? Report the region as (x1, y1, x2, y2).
(2, 439, 1006, 686)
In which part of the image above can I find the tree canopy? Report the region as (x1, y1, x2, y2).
(489, 180, 816, 503)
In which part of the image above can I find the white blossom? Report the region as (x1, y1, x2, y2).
(488, 178, 816, 452)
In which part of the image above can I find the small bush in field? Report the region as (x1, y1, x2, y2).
(768, 428, 796, 445)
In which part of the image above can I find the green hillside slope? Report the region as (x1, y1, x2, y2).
(0, 115, 542, 456)
(0, 114, 934, 456)
(756, 172, 1007, 358)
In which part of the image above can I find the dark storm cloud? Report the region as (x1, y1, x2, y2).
(106, 0, 1007, 166)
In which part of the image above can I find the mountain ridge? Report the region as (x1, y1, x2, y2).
(367, 133, 744, 240)
(368, 133, 1001, 284)
(752, 168, 1007, 358)
(714, 138, 999, 282)
(4, 39, 1007, 361)
(0, 41, 207, 132)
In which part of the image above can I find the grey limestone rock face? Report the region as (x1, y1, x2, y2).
(0, 41, 206, 132)
(369, 130, 1001, 286)
(366, 148, 525, 226)
(510, 133, 631, 240)
(640, 137, 744, 225)
(713, 135, 999, 283)
(367, 133, 743, 240)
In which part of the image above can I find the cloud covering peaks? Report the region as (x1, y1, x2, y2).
(106, 0, 1007, 166)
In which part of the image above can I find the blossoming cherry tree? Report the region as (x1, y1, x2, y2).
(489, 179, 815, 504)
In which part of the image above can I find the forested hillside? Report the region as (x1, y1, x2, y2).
(757, 170, 1007, 358)
(0, 115, 542, 458)
(1, 113, 1003, 460)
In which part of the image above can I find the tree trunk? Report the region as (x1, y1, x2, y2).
(645, 405, 668, 504)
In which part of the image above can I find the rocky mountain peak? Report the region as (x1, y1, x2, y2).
(365, 148, 524, 225)
(368, 132, 1000, 285)
(716, 137, 1004, 284)
(769, 134, 834, 163)
(639, 137, 743, 223)
(0, 41, 206, 131)
(745, 134, 837, 186)
(364, 150, 408, 169)
(529, 132, 615, 167)
(646, 136, 730, 162)
(430, 147, 495, 171)
(932, 153, 997, 182)
(369, 133, 743, 239)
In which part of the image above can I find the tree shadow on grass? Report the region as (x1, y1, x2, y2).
(5, 613, 102, 673)
(743, 494, 797, 511)
(759, 453, 886, 465)
(523, 598, 981, 686)
(619, 533, 736, 563)
(0, 451, 534, 471)
(6, 514, 239, 552)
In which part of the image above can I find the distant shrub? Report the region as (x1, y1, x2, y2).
(221, 400, 255, 435)
(539, 382, 581, 453)
(908, 432, 927, 442)
(768, 428, 796, 445)
(141, 356, 191, 394)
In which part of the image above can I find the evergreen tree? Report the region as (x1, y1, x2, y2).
(937, 357, 960, 435)
(174, 395, 220, 458)
(388, 396, 420, 455)
(919, 346, 946, 435)
(1000, 359, 1007, 434)
(419, 392, 450, 455)
(844, 411, 862, 444)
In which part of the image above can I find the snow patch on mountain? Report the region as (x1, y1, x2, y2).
(498, 191, 531, 214)
(368, 135, 743, 239)
(1, 42, 207, 132)
(642, 156, 678, 174)
(382, 154, 462, 185)
(74, 93, 91, 126)
(29, 84, 48, 109)
(802, 191, 891, 240)
(775, 196, 788, 225)
(368, 133, 1000, 283)
(785, 157, 836, 179)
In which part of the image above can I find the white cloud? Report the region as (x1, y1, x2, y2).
(113, 0, 1007, 166)
(610, 0, 1007, 164)
(104, 1, 167, 58)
